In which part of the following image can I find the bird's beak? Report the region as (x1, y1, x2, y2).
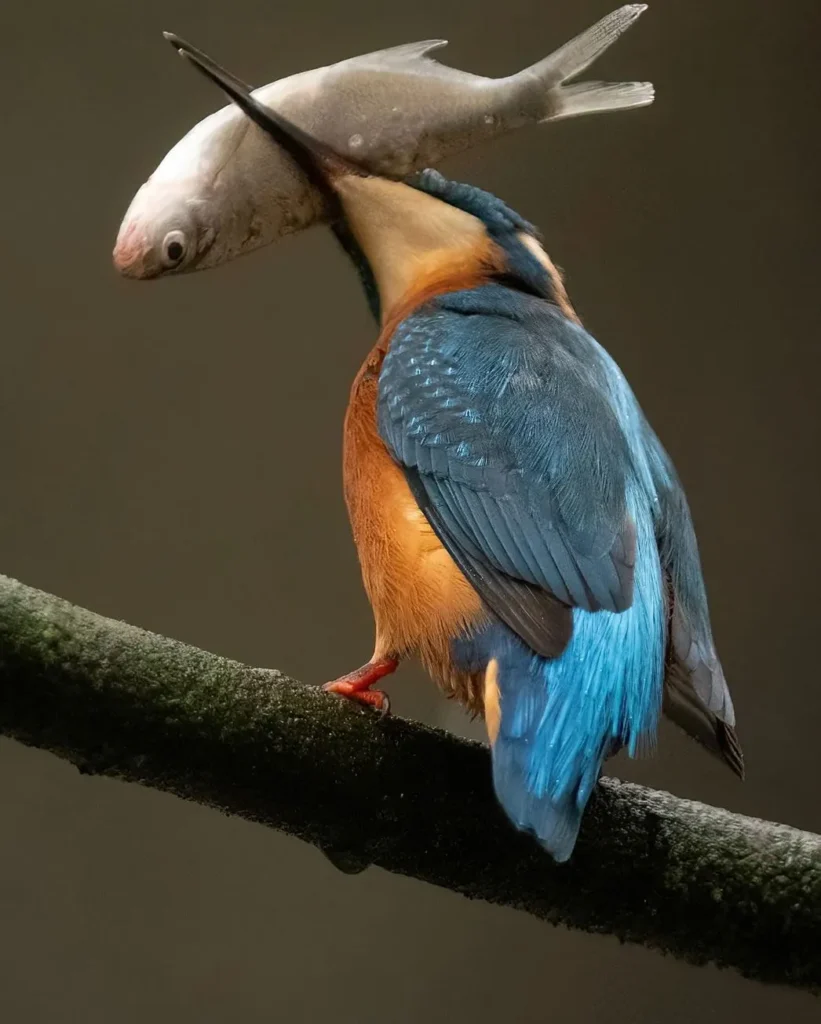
(164, 33, 371, 200)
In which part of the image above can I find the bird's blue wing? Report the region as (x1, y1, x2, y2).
(641, 423, 744, 777)
(377, 287, 638, 653)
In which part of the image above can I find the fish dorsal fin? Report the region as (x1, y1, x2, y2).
(344, 39, 449, 70)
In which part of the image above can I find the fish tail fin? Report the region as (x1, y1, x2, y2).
(517, 5, 654, 122)
(480, 500, 665, 863)
(524, 4, 648, 86)
(548, 80, 655, 121)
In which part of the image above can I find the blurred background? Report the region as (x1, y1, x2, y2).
(1, 0, 818, 1020)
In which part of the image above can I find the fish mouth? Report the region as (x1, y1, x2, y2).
(112, 221, 156, 279)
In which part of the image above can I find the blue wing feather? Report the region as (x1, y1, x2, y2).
(641, 424, 744, 776)
(376, 280, 740, 859)
(378, 286, 637, 619)
(406, 467, 573, 657)
(566, 334, 743, 777)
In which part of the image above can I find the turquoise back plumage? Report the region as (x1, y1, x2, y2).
(374, 172, 741, 859)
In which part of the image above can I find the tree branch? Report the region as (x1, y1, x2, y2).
(1, 573, 819, 992)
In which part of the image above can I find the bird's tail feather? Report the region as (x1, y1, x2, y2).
(484, 496, 665, 862)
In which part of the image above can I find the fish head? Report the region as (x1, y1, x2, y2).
(113, 102, 315, 279)
(113, 179, 207, 279)
(113, 106, 247, 278)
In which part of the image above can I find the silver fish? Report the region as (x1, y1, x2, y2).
(114, 4, 653, 280)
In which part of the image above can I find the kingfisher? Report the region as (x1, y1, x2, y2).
(171, 38, 744, 862)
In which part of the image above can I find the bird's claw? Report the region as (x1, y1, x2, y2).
(323, 679, 391, 715)
(321, 656, 398, 716)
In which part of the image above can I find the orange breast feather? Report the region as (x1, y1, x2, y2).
(343, 347, 487, 706)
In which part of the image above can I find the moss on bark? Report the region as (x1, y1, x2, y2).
(1, 573, 819, 992)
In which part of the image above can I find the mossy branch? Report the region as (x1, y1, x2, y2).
(1, 573, 819, 992)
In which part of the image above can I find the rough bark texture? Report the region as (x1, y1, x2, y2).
(1, 573, 819, 991)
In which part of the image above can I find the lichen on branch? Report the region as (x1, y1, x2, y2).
(1, 573, 819, 993)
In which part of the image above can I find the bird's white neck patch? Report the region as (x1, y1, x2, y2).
(335, 176, 494, 320)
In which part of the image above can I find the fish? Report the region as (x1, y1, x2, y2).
(113, 4, 654, 280)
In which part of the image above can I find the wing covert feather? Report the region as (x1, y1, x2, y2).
(377, 292, 638, 650)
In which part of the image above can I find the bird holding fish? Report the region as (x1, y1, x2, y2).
(115, 5, 742, 863)
(114, 5, 652, 278)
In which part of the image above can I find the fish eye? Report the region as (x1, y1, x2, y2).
(161, 230, 187, 268)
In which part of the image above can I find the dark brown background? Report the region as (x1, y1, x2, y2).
(1, 0, 818, 1020)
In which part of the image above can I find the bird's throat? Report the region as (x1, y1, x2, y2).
(335, 176, 502, 326)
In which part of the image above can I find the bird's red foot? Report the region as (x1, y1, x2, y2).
(323, 656, 399, 714)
